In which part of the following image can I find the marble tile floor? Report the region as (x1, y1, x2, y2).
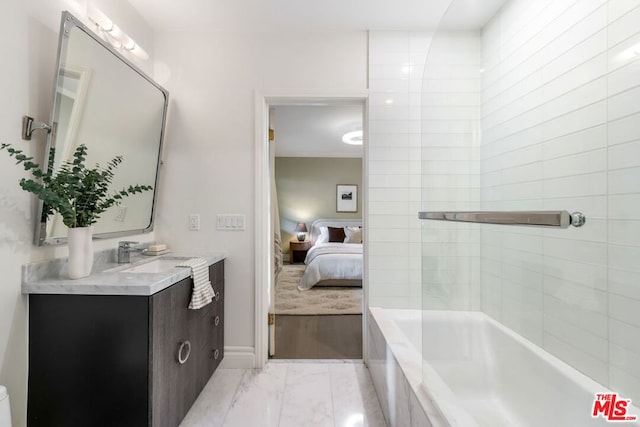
(180, 360, 388, 427)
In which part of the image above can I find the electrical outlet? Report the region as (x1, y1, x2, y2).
(115, 206, 127, 222)
(189, 214, 200, 231)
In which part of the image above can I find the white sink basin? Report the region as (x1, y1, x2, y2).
(120, 259, 187, 274)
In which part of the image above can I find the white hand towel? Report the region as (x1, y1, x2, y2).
(176, 258, 215, 309)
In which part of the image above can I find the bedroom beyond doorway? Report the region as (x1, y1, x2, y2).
(269, 103, 364, 360)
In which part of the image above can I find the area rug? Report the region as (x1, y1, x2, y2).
(275, 265, 362, 315)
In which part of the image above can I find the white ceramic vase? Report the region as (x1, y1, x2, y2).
(67, 226, 94, 279)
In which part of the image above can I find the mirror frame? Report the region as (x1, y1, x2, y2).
(36, 11, 169, 245)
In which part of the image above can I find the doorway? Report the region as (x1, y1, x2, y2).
(253, 91, 368, 367)
(271, 105, 363, 358)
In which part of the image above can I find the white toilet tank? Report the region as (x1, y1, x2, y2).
(0, 386, 11, 427)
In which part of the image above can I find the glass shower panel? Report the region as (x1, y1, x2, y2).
(421, 221, 480, 311)
(419, 11, 485, 416)
(420, 0, 640, 417)
(420, 24, 483, 309)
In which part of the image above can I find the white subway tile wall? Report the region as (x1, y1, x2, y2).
(370, 0, 640, 405)
(368, 32, 432, 309)
(420, 31, 483, 311)
(480, 0, 640, 402)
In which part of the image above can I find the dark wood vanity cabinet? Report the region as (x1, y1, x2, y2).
(27, 260, 224, 427)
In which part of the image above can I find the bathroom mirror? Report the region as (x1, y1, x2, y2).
(36, 11, 169, 245)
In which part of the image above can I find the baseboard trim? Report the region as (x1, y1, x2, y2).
(219, 346, 255, 369)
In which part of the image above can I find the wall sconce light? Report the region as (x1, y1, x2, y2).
(87, 6, 149, 61)
(21, 115, 52, 141)
(295, 222, 308, 241)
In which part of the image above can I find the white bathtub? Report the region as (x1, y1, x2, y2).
(368, 308, 640, 427)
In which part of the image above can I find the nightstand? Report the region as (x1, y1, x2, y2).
(289, 240, 311, 264)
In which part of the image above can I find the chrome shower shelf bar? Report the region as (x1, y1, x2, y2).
(417, 210, 586, 228)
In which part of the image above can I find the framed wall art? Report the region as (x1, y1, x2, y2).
(336, 184, 358, 212)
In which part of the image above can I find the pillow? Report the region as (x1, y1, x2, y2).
(327, 226, 346, 243)
(344, 226, 362, 244)
(315, 226, 329, 244)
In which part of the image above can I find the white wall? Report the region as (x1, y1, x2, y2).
(0, 2, 155, 425)
(152, 30, 367, 360)
(368, 31, 431, 309)
(481, 0, 640, 402)
(275, 157, 363, 246)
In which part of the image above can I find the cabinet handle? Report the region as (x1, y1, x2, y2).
(213, 349, 220, 360)
(214, 315, 220, 326)
(215, 290, 220, 302)
(177, 340, 191, 365)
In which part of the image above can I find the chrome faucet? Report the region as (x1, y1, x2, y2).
(117, 241, 147, 264)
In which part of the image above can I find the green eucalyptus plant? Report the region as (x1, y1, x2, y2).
(1, 143, 153, 228)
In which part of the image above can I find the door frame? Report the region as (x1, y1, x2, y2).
(254, 89, 369, 367)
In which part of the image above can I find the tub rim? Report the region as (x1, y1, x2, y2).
(369, 307, 640, 427)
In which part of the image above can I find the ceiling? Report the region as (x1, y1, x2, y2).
(125, 0, 508, 158)
(128, 0, 508, 32)
(272, 105, 364, 158)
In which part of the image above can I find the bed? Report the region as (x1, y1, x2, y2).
(298, 218, 363, 291)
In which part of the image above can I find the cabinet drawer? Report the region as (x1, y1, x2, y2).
(210, 260, 224, 285)
(151, 277, 197, 427)
(211, 281, 223, 308)
(210, 313, 224, 373)
(194, 309, 224, 390)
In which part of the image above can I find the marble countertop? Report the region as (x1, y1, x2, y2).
(22, 252, 226, 296)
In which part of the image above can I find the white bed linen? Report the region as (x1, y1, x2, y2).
(298, 242, 363, 291)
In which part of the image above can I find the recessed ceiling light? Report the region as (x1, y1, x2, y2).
(342, 130, 363, 145)
(385, 99, 394, 105)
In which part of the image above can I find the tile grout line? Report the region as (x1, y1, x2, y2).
(220, 369, 250, 426)
(328, 363, 337, 427)
(276, 363, 289, 427)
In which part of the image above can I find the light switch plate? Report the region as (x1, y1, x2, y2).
(216, 214, 246, 231)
